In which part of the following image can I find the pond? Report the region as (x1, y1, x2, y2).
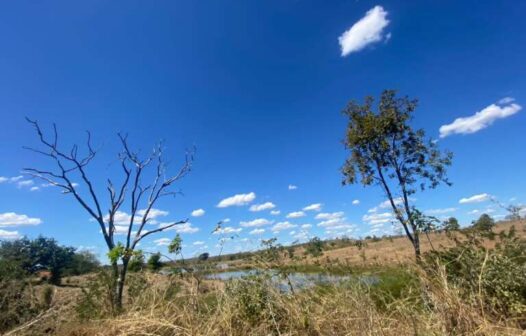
(204, 269, 379, 292)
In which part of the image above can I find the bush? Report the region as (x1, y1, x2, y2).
(425, 227, 526, 324)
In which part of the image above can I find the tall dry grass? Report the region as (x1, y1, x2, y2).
(59, 264, 524, 336)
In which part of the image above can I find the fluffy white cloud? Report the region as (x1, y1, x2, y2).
(459, 193, 491, 204)
(0, 229, 21, 239)
(271, 221, 297, 232)
(103, 208, 168, 225)
(301, 224, 312, 229)
(17, 180, 34, 188)
(191, 209, 205, 217)
(288, 185, 297, 190)
(30, 186, 40, 192)
(352, 199, 360, 205)
(0, 212, 42, 227)
(240, 218, 273, 227)
(303, 203, 322, 212)
(270, 210, 281, 215)
(217, 192, 256, 208)
(339, 6, 390, 56)
(249, 202, 276, 212)
(315, 212, 344, 220)
(426, 207, 457, 215)
(362, 212, 393, 225)
(249, 228, 265, 235)
(286, 211, 306, 219)
(154, 238, 171, 246)
(439, 99, 521, 138)
(0, 176, 23, 183)
(193, 241, 205, 245)
(161, 222, 199, 234)
(213, 226, 242, 235)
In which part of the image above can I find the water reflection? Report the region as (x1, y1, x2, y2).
(205, 269, 378, 291)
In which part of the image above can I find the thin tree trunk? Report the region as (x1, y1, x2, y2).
(116, 259, 129, 311)
(413, 232, 421, 263)
(111, 261, 120, 313)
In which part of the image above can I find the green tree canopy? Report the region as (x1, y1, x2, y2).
(342, 90, 452, 260)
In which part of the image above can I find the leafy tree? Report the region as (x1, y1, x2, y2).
(305, 237, 324, 257)
(147, 252, 162, 272)
(341, 90, 452, 260)
(127, 251, 144, 273)
(0, 236, 75, 284)
(24, 119, 193, 309)
(443, 217, 460, 232)
(472, 214, 495, 232)
(168, 234, 182, 256)
(63, 250, 100, 276)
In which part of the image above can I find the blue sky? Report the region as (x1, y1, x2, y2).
(0, 0, 525, 260)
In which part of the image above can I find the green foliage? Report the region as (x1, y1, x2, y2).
(168, 234, 182, 255)
(107, 243, 125, 264)
(368, 267, 420, 310)
(341, 90, 452, 191)
(305, 237, 324, 257)
(425, 228, 526, 321)
(443, 217, 460, 232)
(63, 250, 100, 276)
(128, 251, 145, 272)
(76, 270, 117, 319)
(147, 252, 163, 271)
(472, 213, 495, 232)
(341, 90, 452, 258)
(225, 275, 275, 325)
(0, 236, 75, 285)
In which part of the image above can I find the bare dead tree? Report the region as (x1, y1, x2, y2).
(23, 118, 193, 310)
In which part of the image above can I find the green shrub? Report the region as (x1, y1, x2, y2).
(425, 227, 526, 322)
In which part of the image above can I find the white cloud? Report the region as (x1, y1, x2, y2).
(288, 185, 297, 190)
(286, 211, 306, 219)
(17, 180, 34, 188)
(352, 199, 360, 205)
(0, 229, 21, 239)
(301, 224, 312, 229)
(426, 207, 457, 215)
(154, 238, 171, 246)
(249, 228, 265, 235)
(193, 241, 205, 245)
(212, 226, 242, 235)
(0, 175, 23, 184)
(249, 202, 276, 212)
(362, 212, 393, 225)
(240, 218, 273, 227)
(315, 212, 344, 220)
(0, 212, 42, 227)
(271, 221, 297, 232)
(468, 209, 480, 215)
(439, 99, 521, 138)
(103, 208, 168, 225)
(161, 222, 199, 234)
(499, 97, 515, 104)
(270, 210, 281, 215)
(191, 209, 205, 217)
(30, 186, 40, 192)
(338, 5, 390, 57)
(318, 218, 348, 227)
(303, 203, 322, 212)
(217, 192, 256, 208)
(459, 193, 491, 204)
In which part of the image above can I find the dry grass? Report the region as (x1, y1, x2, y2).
(48, 265, 525, 336)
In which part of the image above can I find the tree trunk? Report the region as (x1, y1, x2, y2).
(116, 258, 129, 311)
(413, 231, 421, 263)
(111, 261, 120, 313)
